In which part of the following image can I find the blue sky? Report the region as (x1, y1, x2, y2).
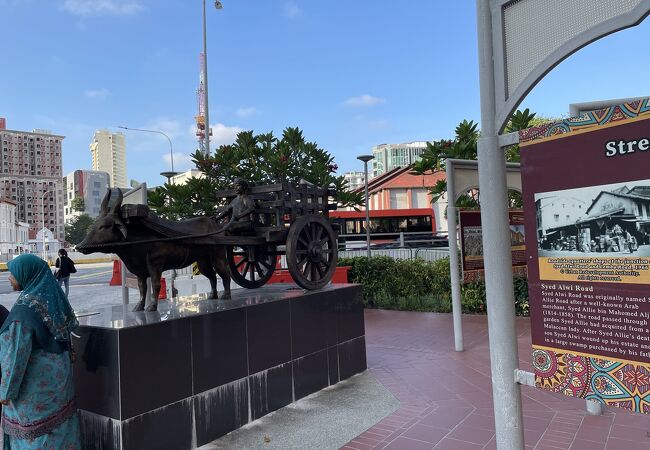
(1, 0, 649, 187)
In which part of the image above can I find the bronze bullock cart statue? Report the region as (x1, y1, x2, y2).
(77, 181, 339, 311)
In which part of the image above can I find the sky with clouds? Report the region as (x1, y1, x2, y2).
(1, 0, 650, 186)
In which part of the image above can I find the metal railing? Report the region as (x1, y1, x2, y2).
(337, 231, 450, 262)
(339, 247, 449, 262)
(337, 231, 448, 248)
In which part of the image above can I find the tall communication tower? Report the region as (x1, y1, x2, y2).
(195, 53, 210, 154)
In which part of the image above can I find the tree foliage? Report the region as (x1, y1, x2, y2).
(410, 109, 553, 208)
(149, 127, 363, 219)
(410, 119, 482, 208)
(65, 214, 95, 245)
(70, 196, 85, 212)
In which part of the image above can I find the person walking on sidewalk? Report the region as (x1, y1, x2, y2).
(55, 248, 76, 297)
(0, 254, 81, 449)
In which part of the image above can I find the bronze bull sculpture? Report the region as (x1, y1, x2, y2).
(76, 189, 231, 312)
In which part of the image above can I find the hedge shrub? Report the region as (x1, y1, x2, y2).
(338, 256, 529, 316)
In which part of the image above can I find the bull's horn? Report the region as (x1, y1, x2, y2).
(109, 189, 123, 214)
(100, 190, 111, 214)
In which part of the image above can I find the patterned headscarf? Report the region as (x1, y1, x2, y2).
(1, 254, 78, 348)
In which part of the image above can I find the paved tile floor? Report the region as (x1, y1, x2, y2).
(343, 310, 650, 450)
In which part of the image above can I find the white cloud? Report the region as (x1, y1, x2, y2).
(211, 123, 243, 147)
(349, 114, 389, 130)
(368, 119, 389, 129)
(61, 0, 144, 17)
(162, 152, 194, 172)
(142, 118, 185, 139)
(236, 106, 258, 118)
(343, 94, 386, 107)
(120, 119, 190, 155)
(84, 88, 111, 99)
(284, 1, 302, 18)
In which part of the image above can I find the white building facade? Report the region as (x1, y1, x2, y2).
(0, 199, 31, 256)
(30, 227, 61, 257)
(170, 169, 204, 185)
(0, 199, 17, 255)
(536, 196, 587, 238)
(342, 171, 365, 191)
(371, 141, 429, 178)
(63, 170, 111, 222)
(90, 130, 127, 188)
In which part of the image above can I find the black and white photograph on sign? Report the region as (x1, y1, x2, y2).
(463, 226, 483, 256)
(535, 179, 650, 257)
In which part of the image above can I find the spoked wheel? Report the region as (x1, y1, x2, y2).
(286, 215, 338, 290)
(227, 244, 277, 288)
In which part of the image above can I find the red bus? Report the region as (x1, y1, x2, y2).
(330, 208, 439, 247)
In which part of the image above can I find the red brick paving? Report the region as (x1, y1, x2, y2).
(342, 310, 650, 449)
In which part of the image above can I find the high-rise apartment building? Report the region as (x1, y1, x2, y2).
(63, 170, 111, 223)
(0, 124, 65, 241)
(90, 129, 127, 188)
(342, 171, 365, 191)
(371, 141, 429, 178)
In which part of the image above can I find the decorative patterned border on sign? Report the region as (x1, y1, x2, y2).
(519, 98, 650, 144)
(533, 346, 650, 413)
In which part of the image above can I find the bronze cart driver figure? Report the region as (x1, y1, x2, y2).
(215, 178, 256, 234)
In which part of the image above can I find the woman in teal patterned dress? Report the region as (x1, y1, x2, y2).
(0, 254, 81, 449)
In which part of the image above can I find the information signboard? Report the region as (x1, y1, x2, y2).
(459, 210, 526, 282)
(521, 113, 650, 413)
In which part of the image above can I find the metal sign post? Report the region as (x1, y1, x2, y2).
(446, 159, 521, 353)
(446, 170, 463, 352)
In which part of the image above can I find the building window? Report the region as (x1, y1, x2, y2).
(554, 214, 559, 222)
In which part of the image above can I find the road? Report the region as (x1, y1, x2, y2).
(0, 262, 113, 294)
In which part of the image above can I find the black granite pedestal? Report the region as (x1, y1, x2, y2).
(73, 284, 366, 450)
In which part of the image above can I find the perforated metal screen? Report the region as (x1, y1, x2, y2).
(503, 0, 643, 97)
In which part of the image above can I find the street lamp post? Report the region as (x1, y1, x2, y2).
(357, 155, 374, 258)
(117, 126, 179, 183)
(118, 126, 180, 298)
(40, 190, 49, 261)
(202, 0, 223, 155)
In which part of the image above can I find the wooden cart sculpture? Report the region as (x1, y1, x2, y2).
(78, 181, 339, 311)
(215, 181, 339, 290)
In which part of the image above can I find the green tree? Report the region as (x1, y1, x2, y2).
(70, 196, 85, 212)
(410, 119, 482, 208)
(65, 214, 95, 245)
(149, 127, 363, 219)
(410, 109, 555, 209)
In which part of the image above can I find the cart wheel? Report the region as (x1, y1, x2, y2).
(286, 215, 338, 290)
(227, 244, 277, 289)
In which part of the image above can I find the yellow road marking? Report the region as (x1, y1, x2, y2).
(74, 270, 112, 280)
